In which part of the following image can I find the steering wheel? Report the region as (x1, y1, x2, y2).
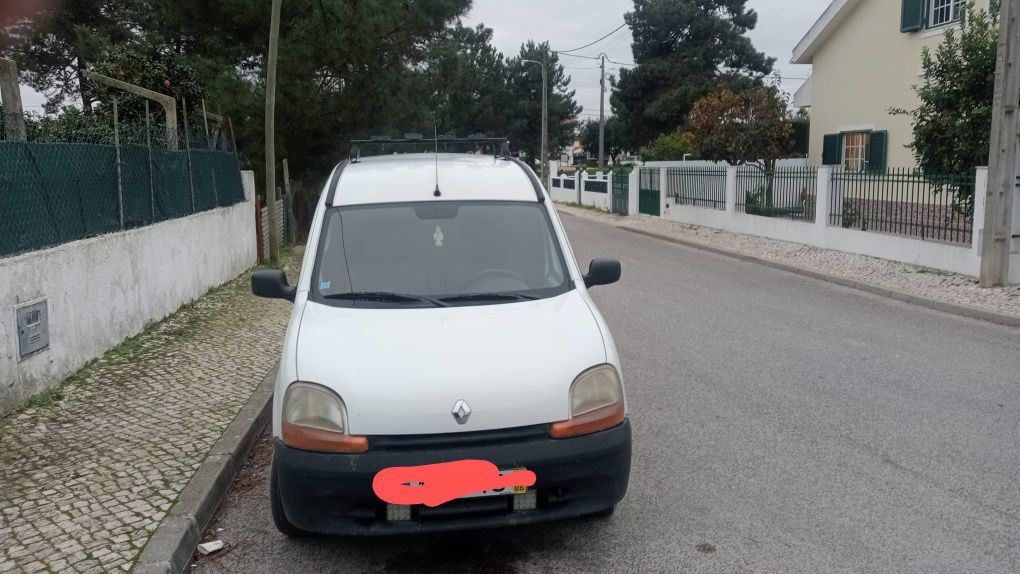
(465, 268, 528, 291)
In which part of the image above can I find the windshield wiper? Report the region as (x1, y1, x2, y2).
(439, 292, 539, 304)
(323, 291, 449, 307)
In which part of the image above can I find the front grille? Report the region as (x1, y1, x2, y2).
(369, 424, 549, 451)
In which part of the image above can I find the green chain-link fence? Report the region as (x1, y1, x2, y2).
(0, 110, 244, 258)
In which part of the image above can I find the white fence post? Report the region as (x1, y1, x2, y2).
(660, 167, 669, 217)
(628, 169, 639, 216)
(816, 166, 833, 227)
(725, 166, 738, 213)
(973, 167, 989, 252)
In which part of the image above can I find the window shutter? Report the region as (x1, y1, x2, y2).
(867, 131, 888, 172)
(901, 0, 925, 32)
(822, 133, 842, 166)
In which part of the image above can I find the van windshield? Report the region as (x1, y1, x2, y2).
(312, 201, 572, 307)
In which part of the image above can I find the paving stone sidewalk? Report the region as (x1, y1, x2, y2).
(557, 204, 1020, 319)
(0, 249, 301, 574)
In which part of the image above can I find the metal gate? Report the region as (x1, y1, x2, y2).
(611, 172, 629, 215)
(638, 168, 660, 216)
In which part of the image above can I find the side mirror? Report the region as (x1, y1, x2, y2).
(251, 269, 296, 302)
(583, 259, 621, 288)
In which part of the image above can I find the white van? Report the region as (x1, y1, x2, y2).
(252, 141, 631, 535)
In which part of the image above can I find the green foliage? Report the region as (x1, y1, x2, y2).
(891, 1, 999, 178)
(791, 109, 810, 158)
(92, 46, 206, 120)
(639, 131, 694, 161)
(3, 0, 582, 183)
(25, 107, 115, 142)
(0, 0, 139, 111)
(611, 0, 774, 148)
(686, 85, 794, 170)
(579, 117, 624, 165)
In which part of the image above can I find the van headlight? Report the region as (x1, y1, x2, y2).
(281, 382, 368, 453)
(550, 365, 625, 438)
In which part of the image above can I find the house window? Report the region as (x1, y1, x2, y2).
(929, 0, 963, 27)
(842, 132, 870, 172)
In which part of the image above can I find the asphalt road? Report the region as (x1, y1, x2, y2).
(193, 213, 1020, 574)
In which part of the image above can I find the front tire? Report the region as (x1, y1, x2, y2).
(270, 455, 307, 538)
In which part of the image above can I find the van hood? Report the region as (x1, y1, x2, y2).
(295, 291, 606, 435)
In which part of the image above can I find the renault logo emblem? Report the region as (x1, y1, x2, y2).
(452, 400, 471, 424)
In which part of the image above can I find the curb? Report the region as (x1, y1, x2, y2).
(133, 366, 277, 574)
(593, 221, 1020, 329)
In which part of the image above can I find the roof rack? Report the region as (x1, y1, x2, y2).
(349, 134, 512, 162)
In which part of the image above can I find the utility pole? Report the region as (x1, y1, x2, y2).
(541, 53, 548, 185)
(522, 57, 549, 184)
(264, 0, 283, 262)
(979, 0, 1019, 287)
(0, 58, 26, 141)
(598, 53, 606, 172)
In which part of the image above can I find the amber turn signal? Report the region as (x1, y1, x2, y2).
(282, 422, 369, 453)
(549, 402, 625, 439)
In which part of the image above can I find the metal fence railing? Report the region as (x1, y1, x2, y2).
(666, 167, 727, 211)
(736, 166, 817, 223)
(0, 108, 244, 258)
(829, 168, 975, 245)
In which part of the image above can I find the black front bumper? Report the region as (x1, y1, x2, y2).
(274, 420, 632, 535)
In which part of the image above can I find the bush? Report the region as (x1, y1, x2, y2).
(639, 132, 694, 161)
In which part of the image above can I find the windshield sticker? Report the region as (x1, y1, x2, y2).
(319, 280, 331, 290)
(433, 225, 445, 247)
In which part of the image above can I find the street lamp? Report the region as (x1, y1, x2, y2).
(520, 58, 548, 185)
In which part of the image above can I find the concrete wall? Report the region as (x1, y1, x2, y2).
(808, 0, 991, 167)
(0, 171, 257, 415)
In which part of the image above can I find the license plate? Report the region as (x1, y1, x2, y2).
(459, 469, 529, 499)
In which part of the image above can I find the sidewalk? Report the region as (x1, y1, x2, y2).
(557, 204, 1020, 321)
(0, 248, 301, 573)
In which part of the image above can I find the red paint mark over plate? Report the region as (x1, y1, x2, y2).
(372, 460, 537, 507)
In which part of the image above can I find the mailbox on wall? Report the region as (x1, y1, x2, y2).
(16, 299, 49, 360)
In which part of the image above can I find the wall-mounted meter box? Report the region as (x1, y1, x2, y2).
(16, 299, 49, 360)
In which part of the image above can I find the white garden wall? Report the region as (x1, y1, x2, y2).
(653, 166, 987, 278)
(0, 171, 257, 415)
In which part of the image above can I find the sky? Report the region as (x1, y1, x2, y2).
(465, 0, 832, 120)
(17, 0, 832, 114)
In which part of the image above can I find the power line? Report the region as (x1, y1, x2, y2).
(555, 23, 627, 54)
(558, 52, 635, 67)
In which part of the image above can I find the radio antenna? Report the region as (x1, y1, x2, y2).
(433, 125, 441, 197)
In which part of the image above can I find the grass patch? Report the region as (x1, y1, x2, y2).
(561, 202, 609, 213)
(21, 387, 65, 410)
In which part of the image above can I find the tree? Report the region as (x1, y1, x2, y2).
(420, 24, 512, 137)
(891, 1, 999, 180)
(791, 108, 810, 158)
(686, 85, 794, 209)
(579, 117, 624, 165)
(0, 0, 138, 112)
(611, 0, 774, 149)
(504, 42, 580, 166)
(638, 131, 693, 161)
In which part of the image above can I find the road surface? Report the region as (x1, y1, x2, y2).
(193, 213, 1020, 573)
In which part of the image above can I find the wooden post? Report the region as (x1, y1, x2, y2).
(0, 57, 27, 141)
(979, 0, 1020, 287)
(83, 71, 178, 149)
(283, 159, 297, 244)
(113, 97, 125, 229)
(182, 96, 196, 212)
